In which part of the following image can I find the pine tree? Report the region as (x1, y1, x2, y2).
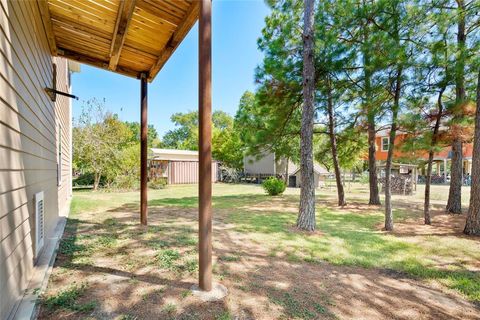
(464, 71, 480, 235)
(297, 0, 316, 231)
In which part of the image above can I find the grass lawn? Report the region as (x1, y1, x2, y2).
(38, 183, 480, 320)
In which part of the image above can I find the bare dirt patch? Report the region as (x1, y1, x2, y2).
(38, 193, 480, 320)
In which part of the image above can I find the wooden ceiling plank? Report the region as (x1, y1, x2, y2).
(68, 0, 118, 19)
(148, 0, 198, 81)
(108, 0, 136, 71)
(128, 19, 175, 40)
(162, 0, 191, 12)
(56, 37, 110, 58)
(86, 0, 119, 12)
(57, 42, 110, 60)
(131, 12, 175, 34)
(49, 4, 115, 34)
(123, 37, 162, 56)
(52, 19, 111, 44)
(49, 0, 116, 27)
(126, 23, 172, 46)
(136, 0, 182, 27)
(150, 0, 187, 18)
(121, 45, 158, 60)
(37, 0, 57, 55)
(56, 32, 111, 52)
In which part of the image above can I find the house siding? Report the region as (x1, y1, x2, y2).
(374, 132, 474, 161)
(244, 152, 276, 175)
(0, 1, 72, 319)
(167, 161, 219, 184)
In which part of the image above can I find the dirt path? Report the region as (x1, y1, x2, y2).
(214, 224, 479, 320)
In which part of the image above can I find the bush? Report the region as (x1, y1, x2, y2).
(149, 177, 168, 189)
(111, 174, 139, 190)
(73, 172, 106, 187)
(262, 177, 286, 196)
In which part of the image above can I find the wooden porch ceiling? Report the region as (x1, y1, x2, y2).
(38, 0, 199, 81)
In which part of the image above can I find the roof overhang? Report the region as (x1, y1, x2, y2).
(38, 0, 199, 82)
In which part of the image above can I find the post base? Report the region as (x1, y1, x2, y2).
(191, 283, 228, 302)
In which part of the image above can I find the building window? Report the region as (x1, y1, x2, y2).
(381, 137, 390, 152)
(57, 123, 62, 186)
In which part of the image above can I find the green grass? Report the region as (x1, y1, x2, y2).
(42, 283, 96, 312)
(66, 183, 480, 304)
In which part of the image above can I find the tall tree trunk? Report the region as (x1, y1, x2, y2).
(447, 0, 466, 214)
(363, 23, 380, 206)
(368, 120, 380, 205)
(297, 0, 316, 231)
(425, 87, 445, 225)
(384, 65, 403, 231)
(93, 172, 100, 191)
(464, 71, 480, 235)
(327, 76, 346, 206)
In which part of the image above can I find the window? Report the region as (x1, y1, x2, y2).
(381, 137, 390, 152)
(57, 123, 62, 186)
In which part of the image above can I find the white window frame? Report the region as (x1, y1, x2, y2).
(381, 137, 390, 152)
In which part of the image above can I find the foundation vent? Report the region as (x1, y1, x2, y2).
(34, 191, 45, 257)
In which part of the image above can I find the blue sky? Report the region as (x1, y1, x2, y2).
(71, 0, 270, 136)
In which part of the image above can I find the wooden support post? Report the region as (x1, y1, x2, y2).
(140, 73, 148, 225)
(198, 0, 212, 292)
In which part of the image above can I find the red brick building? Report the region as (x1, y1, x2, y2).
(374, 130, 473, 176)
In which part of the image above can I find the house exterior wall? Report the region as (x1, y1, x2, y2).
(244, 152, 276, 175)
(167, 161, 218, 184)
(0, 1, 72, 319)
(374, 132, 473, 161)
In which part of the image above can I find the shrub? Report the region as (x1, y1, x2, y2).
(262, 177, 286, 196)
(111, 174, 139, 190)
(73, 172, 106, 187)
(149, 177, 167, 189)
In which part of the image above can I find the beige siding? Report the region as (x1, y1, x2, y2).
(0, 1, 72, 319)
(244, 152, 276, 175)
(168, 161, 219, 184)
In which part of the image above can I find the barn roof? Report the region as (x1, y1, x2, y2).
(38, 0, 198, 81)
(292, 163, 330, 176)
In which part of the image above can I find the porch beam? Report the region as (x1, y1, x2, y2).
(109, 0, 136, 71)
(198, 0, 212, 292)
(58, 48, 139, 79)
(37, 0, 57, 55)
(140, 73, 148, 225)
(148, 1, 199, 81)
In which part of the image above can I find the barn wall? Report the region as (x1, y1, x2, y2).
(293, 171, 321, 188)
(0, 1, 72, 318)
(168, 161, 218, 184)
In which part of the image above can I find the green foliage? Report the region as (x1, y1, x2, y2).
(314, 129, 368, 171)
(163, 111, 199, 150)
(72, 172, 106, 188)
(73, 99, 137, 190)
(156, 249, 181, 270)
(262, 177, 286, 196)
(124, 121, 162, 147)
(149, 178, 168, 189)
(162, 110, 244, 169)
(110, 143, 140, 190)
